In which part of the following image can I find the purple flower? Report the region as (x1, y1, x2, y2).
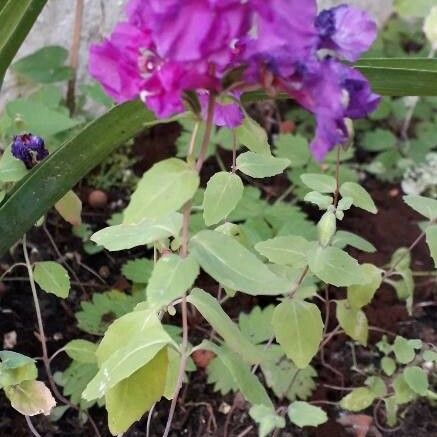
(316, 5, 377, 61)
(199, 92, 244, 128)
(11, 134, 48, 169)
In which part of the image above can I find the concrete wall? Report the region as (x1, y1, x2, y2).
(0, 0, 393, 105)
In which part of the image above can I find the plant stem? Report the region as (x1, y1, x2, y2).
(162, 95, 216, 437)
(25, 415, 41, 437)
(22, 235, 101, 437)
(66, 0, 85, 114)
(333, 146, 341, 208)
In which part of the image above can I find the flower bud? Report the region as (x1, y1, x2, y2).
(11, 133, 48, 169)
(317, 210, 336, 247)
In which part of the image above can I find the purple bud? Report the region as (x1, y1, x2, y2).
(11, 134, 48, 169)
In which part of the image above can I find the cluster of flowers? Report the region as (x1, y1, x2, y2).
(90, 0, 380, 160)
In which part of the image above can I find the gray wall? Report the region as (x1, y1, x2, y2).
(0, 0, 393, 105)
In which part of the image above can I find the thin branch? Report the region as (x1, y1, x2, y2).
(25, 415, 41, 437)
(333, 146, 341, 208)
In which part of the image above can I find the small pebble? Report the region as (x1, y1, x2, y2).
(88, 190, 108, 209)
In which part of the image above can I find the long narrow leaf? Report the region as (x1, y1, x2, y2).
(0, 100, 165, 256)
(0, 0, 47, 87)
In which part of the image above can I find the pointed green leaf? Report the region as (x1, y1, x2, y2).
(188, 288, 261, 364)
(340, 387, 375, 412)
(234, 113, 270, 155)
(124, 158, 199, 224)
(300, 173, 337, 193)
(288, 402, 328, 428)
(33, 261, 70, 298)
(0, 0, 47, 86)
(272, 300, 323, 369)
(336, 300, 368, 346)
(106, 348, 168, 435)
(190, 230, 290, 295)
(307, 244, 364, 287)
(381, 357, 396, 377)
(54, 190, 82, 226)
(403, 195, 437, 221)
(236, 151, 290, 178)
(339, 182, 377, 214)
(304, 191, 333, 210)
(147, 254, 199, 308)
(203, 171, 243, 226)
(393, 374, 417, 404)
(83, 311, 173, 400)
(255, 235, 309, 267)
(332, 231, 376, 253)
(347, 264, 382, 309)
(91, 213, 183, 251)
(0, 351, 37, 388)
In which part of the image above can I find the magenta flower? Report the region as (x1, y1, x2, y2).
(89, 0, 380, 160)
(316, 5, 377, 62)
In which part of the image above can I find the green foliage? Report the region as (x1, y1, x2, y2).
(288, 402, 327, 428)
(203, 171, 243, 226)
(121, 258, 154, 284)
(236, 151, 290, 178)
(336, 300, 369, 346)
(234, 112, 270, 155)
(249, 405, 285, 437)
(255, 235, 309, 267)
(0, 351, 37, 388)
(339, 182, 377, 214)
(272, 300, 323, 368)
(33, 261, 70, 298)
(340, 387, 376, 412)
(91, 213, 183, 251)
(147, 255, 199, 308)
(238, 305, 274, 344)
(300, 173, 337, 193)
(347, 264, 382, 309)
(75, 289, 144, 335)
(64, 340, 97, 364)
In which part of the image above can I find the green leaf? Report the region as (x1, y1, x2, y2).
(75, 289, 144, 335)
(0, 146, 28, 183)
(274, 134, 311, 166)
(347, 264, 382, 309)
(11, 46, 72, 83)
(0, 0, 47, 87)
(5, 380, 56, 416)
(423, 350, 437, 362)
(272, 300, 323, 369)
(394, 0, 435, 18)
(234, 113, 270, 155)
(238, 306, 275, 345)
(393, 336, 416, 364)
(384, 397, 398, 428)
(106, 348, 168, 435)
(393, 374, 417, 404)
(403, 366, 429, 396)
(147, 254, 199, 308)
(121, 258, 154, 284)
(206, 355, 236, 395)
(83, 310, 173, 400)
(307, 244, 364, 287)
(255, 235, 309, 267)
(203, 171, 243, 226)
(0, 351, 37, 388)
(356, 58, 437, 96)
(288, 402, 327, 428)
(6, 99, 81, 137)
(64, 340, 97, 364)
(332, 231, 376, 253)
(33, 261, 70, 298)
(403, 195, 437, 221)
(260, 346, 317, 401)
(300, 173, 337, 193)
(381, 357, 396, 377)
(124, 158, 199, 224)
(236, 151, 290, 178)
(201, 341, 273, 408)
(250, 405, 285, 437)
(426, 225, 437, 268)
(189, 230, 290, 295)
(336, 300, 368, 346)
(188, 288, 260, 364)
(304, 191, 333, 210)
(54, 190, 82, 226)
(365, 376, 387, 397)
(0, 101, 163, 257)
(339, 182, 377, 214)
(340, 387, 376, 412)
(361, 129, 397, 152)
(90, 213, 183, 251)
